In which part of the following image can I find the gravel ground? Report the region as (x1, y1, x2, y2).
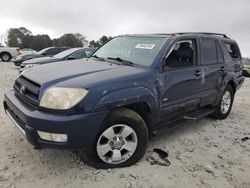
(0, 62, 249, 188)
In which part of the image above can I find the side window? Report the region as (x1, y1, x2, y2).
(45, 48, 58, 56)
(53, 48, 63, 55)
(68, 50, 86, 60)
(224, 42, 240, 59)
(85, 50, 94, 57)
(216, 42, 224, 63)
(165, 40, 195, 68)
(201, 39, 217, 65)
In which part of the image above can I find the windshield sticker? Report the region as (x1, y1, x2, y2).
(135, 44, 155, 49)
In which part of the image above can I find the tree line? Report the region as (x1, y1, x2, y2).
(5, 27, 112, 50)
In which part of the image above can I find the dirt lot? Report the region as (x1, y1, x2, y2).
(0, 62, 249, 188)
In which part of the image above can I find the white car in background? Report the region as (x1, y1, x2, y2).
(0, 46, 20, 62)
(20, 48, 37, 56)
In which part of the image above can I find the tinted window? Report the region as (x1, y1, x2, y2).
(54, 48, 81, 58)
(68, 50, 86, 59)
(37, 47, 52, 55)
(201, 39, 217, 65)
(216, 42, 224, 63)
(46, 48, 59, 56)
(165, 40, 194, 68)
(224, 42, 240, 59)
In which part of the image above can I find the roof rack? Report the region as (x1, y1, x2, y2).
(170, 32, 229, 38)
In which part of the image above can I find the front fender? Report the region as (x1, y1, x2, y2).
(93, 87, 159, 115)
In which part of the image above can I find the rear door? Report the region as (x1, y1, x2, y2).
(199, 37, 226, 106)
(159, 38, 203, 123)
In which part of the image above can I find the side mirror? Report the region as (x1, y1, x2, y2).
(41, 52, 47, 56)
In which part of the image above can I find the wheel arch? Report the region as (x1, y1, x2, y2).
(0, 51, 12, 56)
(93, 87, 159, 137)
(227, 80, 236, 94)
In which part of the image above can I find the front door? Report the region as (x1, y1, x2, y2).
(159, 38, 202, 123)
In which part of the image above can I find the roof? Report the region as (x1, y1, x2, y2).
(119, 32, 230, 39)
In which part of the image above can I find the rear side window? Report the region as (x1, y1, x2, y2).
(224, 42, 240, 59)
(201, 39, 217, 65)
(216, 42, 224, 63)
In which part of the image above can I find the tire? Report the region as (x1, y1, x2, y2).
(80, 108, 149, 169)
(211, 85, 234, 119)
(0, 53, 12, 62)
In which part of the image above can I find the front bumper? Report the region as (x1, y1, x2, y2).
(3, 89, 107, 151)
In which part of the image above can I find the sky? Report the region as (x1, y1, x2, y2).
(0, 0, 250, 57)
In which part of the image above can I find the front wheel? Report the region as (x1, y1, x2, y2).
(211, 85, 234, 119)
(0, 53, 12, 62)
(80, 108, 149, 169)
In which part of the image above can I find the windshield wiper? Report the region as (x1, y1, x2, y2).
(107, 57, 134, 66)
(91, 55, 105, 61)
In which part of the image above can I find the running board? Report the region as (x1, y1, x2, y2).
(184, 108, 215, 120)
(152, 108, 216, 136)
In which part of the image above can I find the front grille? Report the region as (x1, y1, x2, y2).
(13, 75, 40, 108)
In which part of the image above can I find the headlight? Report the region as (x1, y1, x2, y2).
(39, 87, 88, 110)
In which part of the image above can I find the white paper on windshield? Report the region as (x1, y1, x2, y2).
(135, 44, 155, 49)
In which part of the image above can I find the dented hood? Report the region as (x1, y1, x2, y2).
(21, 58, 150, 90)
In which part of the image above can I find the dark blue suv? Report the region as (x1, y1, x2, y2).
(3, 33, 244, 168)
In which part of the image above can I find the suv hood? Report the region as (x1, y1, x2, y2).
(21, 58, 150, 89)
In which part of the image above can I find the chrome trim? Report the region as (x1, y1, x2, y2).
(6, 110, 26, 135)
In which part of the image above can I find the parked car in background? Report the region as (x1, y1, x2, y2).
(3, 33, 244, 168)
(19, 48, 95, 72)
(0, 46, 20, 62)
(243, 58, 250, 77)
(13, 47, 69, 66)
(20, 48, 37, 56)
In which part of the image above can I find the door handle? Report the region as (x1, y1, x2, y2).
(194, 70, 201, 76)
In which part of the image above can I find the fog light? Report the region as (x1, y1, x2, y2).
(37, 131, 51, 141)
(37, 131, 67, 142)
(51, 133, 68, 142)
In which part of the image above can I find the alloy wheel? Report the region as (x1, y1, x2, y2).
(96, 124, 138, 164)
(221, 91, 232, 114)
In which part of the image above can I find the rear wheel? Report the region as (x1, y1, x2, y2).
(211, 85, 234, 119)
(0, 53, 12, 62)
(80, 108, 149, 169)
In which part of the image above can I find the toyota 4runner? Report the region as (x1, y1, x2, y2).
(3, 32, 244, 168)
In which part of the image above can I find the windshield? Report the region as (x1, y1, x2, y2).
(93, 36, 168, 66)
(54, 48, 81, 58)
(37, 47, 51, 55)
